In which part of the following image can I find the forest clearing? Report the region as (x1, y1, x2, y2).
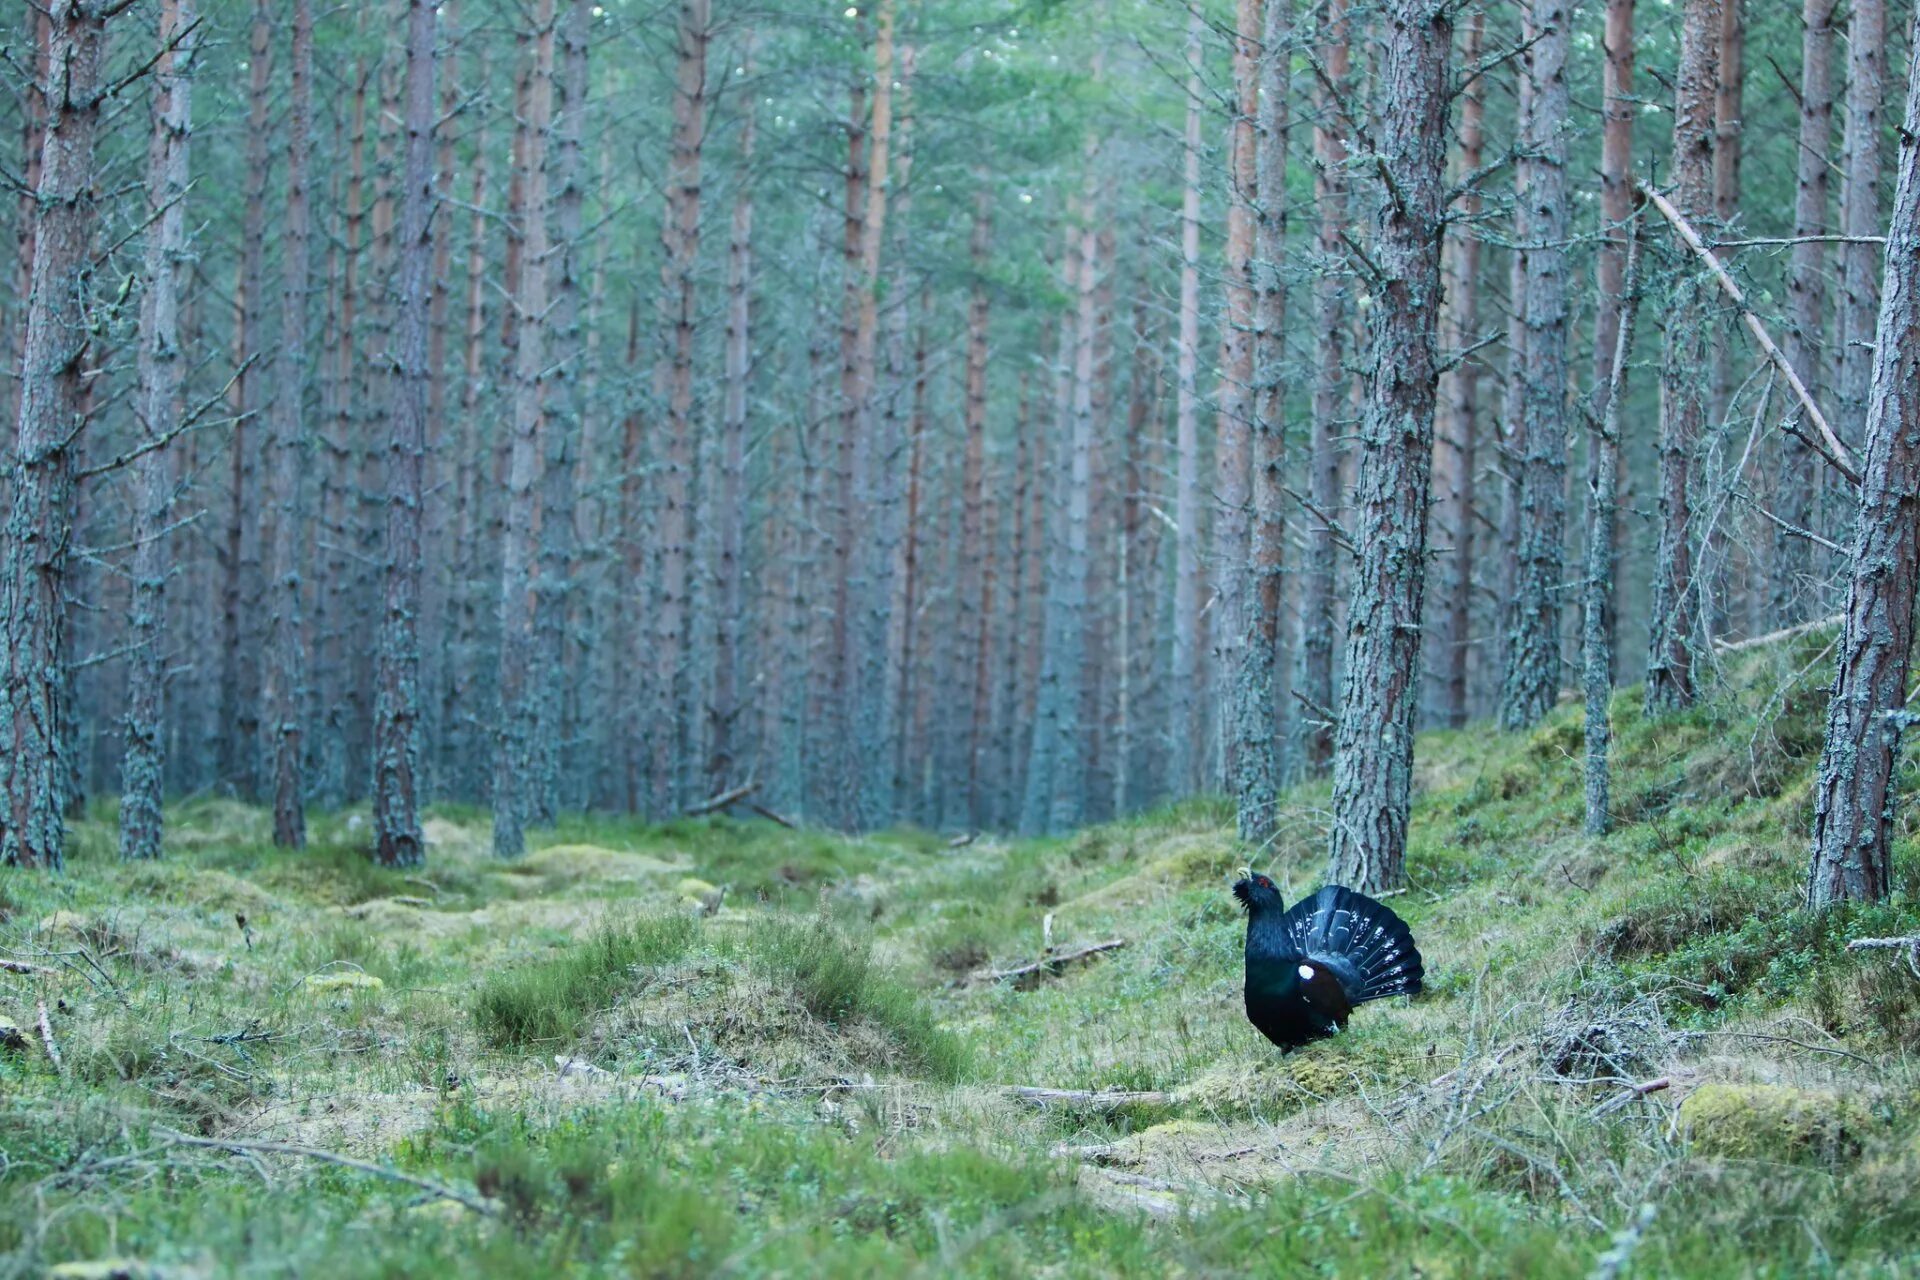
(7, 0, 1920, 1273)
(3, 635, 1919, 1275)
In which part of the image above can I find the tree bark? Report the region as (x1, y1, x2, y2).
(709, 29, 756, 798)
(120, 0, 196, 863)
(960, 181, 992, 827)
(1215, 0, 1260, 794)
(1498, 0, 1572, 729)
(1435, 8, 1485, 729)
(1808, 8, 1920, 907)
(1325, 0, 1452, 894)
(492, 0, 556, 859)
(1775, 0, 1837, 626)
(1233, 0, 1288, 845)
(1835, 0, 1886, 450)
(259, 0, 315, 849)
(1169, 6, 1205, 798)
(371, 0, 437, 869)
(1645, 0, 1720, 714)
(652, 0, 709, 817)
(1297, 0, 1350, 773)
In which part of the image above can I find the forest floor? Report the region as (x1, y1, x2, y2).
(4, 628, 1920, 1277)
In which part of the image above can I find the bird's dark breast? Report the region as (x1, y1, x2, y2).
(1244, 967, 1350, 1051)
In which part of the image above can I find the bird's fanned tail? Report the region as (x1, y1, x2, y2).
(1277, 885, 1424, 1004)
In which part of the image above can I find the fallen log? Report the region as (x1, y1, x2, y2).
(1847, 934, 1920, 980)
(1008, 1086, 1172, 1110)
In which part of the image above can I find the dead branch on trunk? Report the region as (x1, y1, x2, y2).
(686, 781, 758, 816)
(1637, 180, 1859, 485)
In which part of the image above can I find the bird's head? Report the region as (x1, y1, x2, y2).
(1231, 872, 1284, 915)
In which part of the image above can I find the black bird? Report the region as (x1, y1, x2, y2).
(1232, 875, 1424, 1051)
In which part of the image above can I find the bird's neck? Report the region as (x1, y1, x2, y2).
(1244, 908, 1292, 961)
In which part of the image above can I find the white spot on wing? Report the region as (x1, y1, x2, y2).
(1298, 964, 1315, 981)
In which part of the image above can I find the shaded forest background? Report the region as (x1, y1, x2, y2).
(0, 0, 1911, 860)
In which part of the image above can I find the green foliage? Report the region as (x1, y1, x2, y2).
(473, 912, 699, 1049)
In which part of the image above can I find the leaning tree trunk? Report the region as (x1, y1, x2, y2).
(120, 0, 196, 863)
(1325, 0, 1452, 894)
(1297, 0, 1350, 773)
(1233, 0, 1288, 845)
(1498, 0, 1572, 730)
(492, 0, 556, 858)
(1774, 0, 1837, 625)
(1645, 0, 1720, 714)
(371, 0, 437, 869)
(1, 0, 114, 870)
(1806, 9, 1920, 908)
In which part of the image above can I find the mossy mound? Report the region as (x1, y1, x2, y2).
(1677, 1083, 1871, 1163)
(504, 844, 688, 887)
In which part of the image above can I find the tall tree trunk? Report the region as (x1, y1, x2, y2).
(220, 0, 272, 798)
(1233, 0, 1288, 844)
(1435, 8, 1485, 729)
(1583, 221, 1644, 836)
(1297, 0, 1350, 772)
(444, 88, 491, 803)
(710, 30, 757, 797)
(531, 0, 590, 823)
(1325, 0, 1452, 894)
(262, 0, 315, 848)
(1645, 0, 1719, 714)
(120, 0, 196, 863)
(1807, 9, 1920, 906)
(960, 181, 992, 826)
(372, 0, 437, 869)
(652, 0, 708, 816)
(1215, 0, 1260, 793)
(1498, 0, 1572, 729)
(492, 0, 555, 859)
(1775, 0, 1837, 625)
(1835, 0, 1886, 451)
(1169, 6, 1205, 797)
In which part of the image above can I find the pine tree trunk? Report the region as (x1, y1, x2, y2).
(1169, 6, 1205, 797)
(371, 0, 437, 869)
(220, 0, 272, 798)
(1646, 0, 1720, 714)
(1835, 0, 1885, 450)
(1435, 9, 1485, 730)
(262, 0, 315, 849)
(1298, 0, 1350, 773)
(530, 0, 590, 824)
(1233, 0, 1288, 845)
(1584, 222, 1644, 836)
(1808, 9, 1920, 907)
(120, 0, 196, 863)
(960, 182, 992, 827)
(1499, 0, 1572, 729)
(1325, 0, 1452, 894)
(710, 31, 756, 798)
(1776, 0, 1837, 625)
(492, 0, 556, 859)
(653, 0, 708, 816)
(1215, 0, 1260, 794)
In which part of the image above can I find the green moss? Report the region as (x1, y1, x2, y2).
(1677, 1083, 1872, 1163)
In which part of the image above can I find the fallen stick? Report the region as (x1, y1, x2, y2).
(686, 781, 758, 817)
(1847, 934, 1920, 980)
(983, 938, 1126, 983)
(1715, 613, 1843, 654)
(1637, 180, 1859, 485)
(36, 999, 61, 1071)
(747, 801, 797, 829)
(157, 1130, 499, 1215)
(1590, 1076, 1671, 1118)
(1007, 1086, 1171, 1110)
(0, 958, 54, 976)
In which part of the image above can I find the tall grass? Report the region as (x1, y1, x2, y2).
(473, 912, 699, 1048)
